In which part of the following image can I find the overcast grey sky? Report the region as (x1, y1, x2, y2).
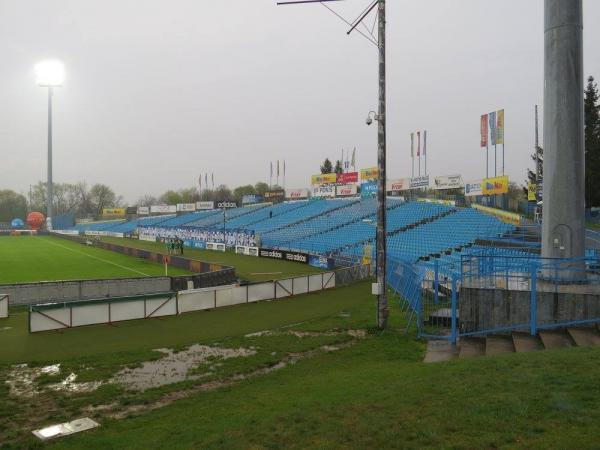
(1, 0, 599, 202)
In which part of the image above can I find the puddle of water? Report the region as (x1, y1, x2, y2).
(6, 364, 102, 397)
(111, 344, 256, 391)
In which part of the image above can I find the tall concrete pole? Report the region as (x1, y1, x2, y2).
(47, 87, 54, 227)
(541, 0, 585, 265)
(376, 0, 388, 329)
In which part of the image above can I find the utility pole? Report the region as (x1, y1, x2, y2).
(47, 87, 54, 225)
(534, 104, 540, 201)
(278, 0, 388, 328)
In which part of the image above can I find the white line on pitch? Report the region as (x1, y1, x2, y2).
(41, 237, 150, 277)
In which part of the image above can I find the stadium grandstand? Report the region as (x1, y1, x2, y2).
(61, 197, 527, 267)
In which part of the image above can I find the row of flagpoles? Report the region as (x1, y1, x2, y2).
(198, 173, 215, 192)
(480, 109, 505, 178)
(410, 131, 427, 178)
(341, 148, 357, 173)
(269, 160, 286, 188)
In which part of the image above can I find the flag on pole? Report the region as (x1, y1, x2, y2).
(199, 175, 202, 191)
(211, 173, 214, 188)
(489, 111, 497, 144)
(270, 161, 273, 177)
(351, 148, 356, 169)
(496, 109, 504, 144)
(283, 160, 286, 177)
(423, 130, 427, 155)
(277, 160, 280, 177)
(205, 173, 208, 187)
(410, 133, 414, 157)
(417, 131, 421, 156)
(480, 114, 489, 147)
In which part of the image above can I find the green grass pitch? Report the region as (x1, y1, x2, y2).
(0, 236, 191, 284)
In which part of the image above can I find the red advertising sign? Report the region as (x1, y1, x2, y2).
(337, 172, 358, 184)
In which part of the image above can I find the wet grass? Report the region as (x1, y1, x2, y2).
(98, 236, 323, 282)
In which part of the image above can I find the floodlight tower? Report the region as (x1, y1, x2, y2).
(541, 0, 585, 272)
(35, 60, 65, 229)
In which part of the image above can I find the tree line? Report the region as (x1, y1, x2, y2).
(0, 180, 284, 222)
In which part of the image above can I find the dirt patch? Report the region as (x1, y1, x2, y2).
(111, 345, 256, 391)
(245, 329, 367, 339)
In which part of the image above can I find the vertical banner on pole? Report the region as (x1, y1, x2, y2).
(496, 109, 505, 175)
(417, 131, 421, 176)
(410, 132, 414, 178)
(489, 111, 497, 177)
(481, 114, 489, 178)
(423, 130, 427, 175)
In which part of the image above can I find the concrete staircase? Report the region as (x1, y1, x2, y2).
(424, 325, 600, 363)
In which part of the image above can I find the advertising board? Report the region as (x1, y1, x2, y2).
(311, 173, 337, 185)
(387, 178, 410, 192)
(464, 181, 483, 197)
(102, 208, 126, 216)
(482, 176, 509, 195)
(312, 185, 336, 198)
(360, 181, 378, 198)
(264, 191, 285, 202)
(150, 205, 177, 214)
(308, 255, 334, 270)
(285, 188, 309, 200)
(410, 175, 430, 189)
(434, 174, 463, 190)
(196, 201, 215, 210)
(177, 203, 196, 212)
(360, 167, 378, 180)
(137, 206, 150, 215)
(216, 201, 238, 209)
(259, 248, 308, 264)
(242, 195, 263, 205)
(336, 184, 358, 197)
(337, 172, 358, 184)
(126, 206, 138, 215)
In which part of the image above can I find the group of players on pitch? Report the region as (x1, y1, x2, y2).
(165, 238, 184, 255)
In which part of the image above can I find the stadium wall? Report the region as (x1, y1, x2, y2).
(0, 295, 8, 318)
(1, 277, 172, 307)
(29, 272, 337, 332)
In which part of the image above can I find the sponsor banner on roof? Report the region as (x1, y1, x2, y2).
(337, 172, 358, 184)
(285, 188, 309, 200)
(434, 174, 463, 190)
(311, 173, 337, 185)
(137, 206, 150, 215)
(360, 167, 379, 180)
(196, 201, 215, 210)
(387, 178, 410, 192)
(464, 181, 483, 197)
(126, 206, 138, 215)
(102, 208, 126, 216)
(336, 184, 358, 197)
(242, 194, 263, 205)
(264, 191, 285, 202)
(360, 181, 378, 198)
(216, 201, 238, 209)
(177, 203, 196, 212)
(150, 205, 177, 214)
(482, 175, 509, 195)
(410, 175, 430, 189)
(312, 185, 336, 198)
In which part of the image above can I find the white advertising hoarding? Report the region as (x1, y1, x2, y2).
(464, 180, 483, 197)
(387, 178, 410, 192)
(177, 203, 196, 212)
(196, 201, 215, 210)
(285, 188, 309, 200)
(150, 205, 177, 214)
(410, 175, 430, 189)
(434, 174, 463, 190)
(137, 206, 150, 215)
(312, 185, 336, 198)
(336, 184, 358, 197)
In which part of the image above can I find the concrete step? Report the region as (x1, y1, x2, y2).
(512, 332, 544, 353)
(539, 330, 574, 350)
(423, 340, 457, 363)
(458, 337, 485, 359)
(485, 334, 515, 356)
(567, 327, 600, 347)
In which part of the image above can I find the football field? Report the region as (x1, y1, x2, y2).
(0, 236, 191, 284)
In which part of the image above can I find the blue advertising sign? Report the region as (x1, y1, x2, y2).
(242, 194, 263, 205)
(308, 254, 334, 270)
(360, 181, 378, 198)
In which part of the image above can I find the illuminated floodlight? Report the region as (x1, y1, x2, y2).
(35, 60, 65, 87)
